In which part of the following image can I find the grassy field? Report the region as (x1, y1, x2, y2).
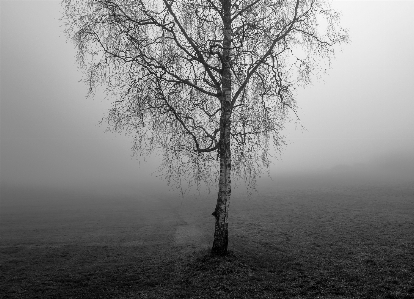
(1, 179, 413, 298)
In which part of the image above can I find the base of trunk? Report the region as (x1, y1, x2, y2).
(211, 222, 228, 256)
(211, 246, 229, 256)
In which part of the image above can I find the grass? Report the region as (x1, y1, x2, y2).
(1, 181, 413, 298)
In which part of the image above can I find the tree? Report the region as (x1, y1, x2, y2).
(62, 0, 348, 255)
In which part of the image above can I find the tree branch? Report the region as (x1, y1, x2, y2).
(231, 0, 301, 107)
(163, 0, 221, 89)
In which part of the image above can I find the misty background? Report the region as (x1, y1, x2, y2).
(1, 0, 413, 202)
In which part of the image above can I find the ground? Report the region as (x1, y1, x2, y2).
(1, 179, 413, 298)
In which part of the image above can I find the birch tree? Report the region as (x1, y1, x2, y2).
(63, 0, 348, 255)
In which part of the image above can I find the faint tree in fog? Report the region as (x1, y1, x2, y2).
(63, 0, 348, 255)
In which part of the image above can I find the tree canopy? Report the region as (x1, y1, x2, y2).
(63, 0, 348, 191)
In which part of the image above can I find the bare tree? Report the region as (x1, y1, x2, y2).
(62, 0, 348, 255)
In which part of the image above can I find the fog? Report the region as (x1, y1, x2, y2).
(1, 1, 413, 202)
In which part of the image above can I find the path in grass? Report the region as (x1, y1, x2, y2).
(166, 194, 213, 253)
(174, 225, 206, 246)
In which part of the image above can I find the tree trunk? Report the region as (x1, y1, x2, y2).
(211, 0, 232, 256)
(211, 104, 231, 256)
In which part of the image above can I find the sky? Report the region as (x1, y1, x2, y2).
(1, 0, 414, 197)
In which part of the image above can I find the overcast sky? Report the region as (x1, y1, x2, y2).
(1, 0, 413, 195)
